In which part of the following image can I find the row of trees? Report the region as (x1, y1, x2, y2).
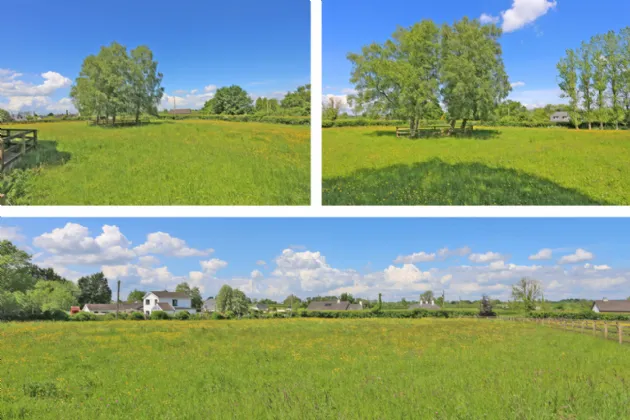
(70, 42, 164, 124)
(201, 84, 311, 117)
(557, 28, 630, 129)
(347, 18, 510, 132)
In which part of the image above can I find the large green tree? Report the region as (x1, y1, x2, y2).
(77, 272, 112, 306)
(0, 241, 36, 293)
(591, 35, 609, 129)
(175, 282, 203, 310)
(280, 84, 311, 116)
(28, 281, 78, 312)
(604, 31, 624, 129)
(578, 41, 595, 129)
(441, 18, 511, 130)
(0, 109, 11, 123)
(511, 278, 542, 312)
(557, 49, 581, 129)
(128, 45, 165, 123)
(203, 85, 253, 115)
(127, 289, 146, 302)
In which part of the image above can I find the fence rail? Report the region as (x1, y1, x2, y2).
(0, 128, 38, 172)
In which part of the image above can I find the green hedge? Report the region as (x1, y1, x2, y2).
(528, 311, 630, 321)
(160, 114, 310, 125)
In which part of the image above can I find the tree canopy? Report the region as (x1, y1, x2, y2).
(77, 272, 112, 306)
(175, 282, 203, 310)
(202, 85, 253, 115)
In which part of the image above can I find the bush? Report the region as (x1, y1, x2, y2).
(159, 114, 310, 126)
(210, 311, 225, 320)
(174, 311, 191, 320)
(103, 312, 128, 320)
(70, 312, 97, 322)
(149, 311, 171, 320)
(128, 311, 145, 320)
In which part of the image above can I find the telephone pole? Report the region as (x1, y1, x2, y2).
(116, 280, 121, 319)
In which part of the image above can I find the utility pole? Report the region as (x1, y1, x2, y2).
(116, 280, 120, 319)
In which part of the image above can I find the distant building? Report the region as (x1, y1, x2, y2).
(550, 111, 570, 123)
(251, 303, 269, 312)
(168, 109, 192, 115)
(82, 303, 142, 314)
(70, 306, 81, 314)
(202, 298, 216, 312)
(592, 299, 630, 313)
(143, 291, 196, 316)
(307, 299, 364, 311)
(408, 300, 441, 311)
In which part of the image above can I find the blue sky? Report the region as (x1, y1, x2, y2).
(3, 218, 629, 301)
(0, 0, 309, 114)
(324, 0, 630, 109)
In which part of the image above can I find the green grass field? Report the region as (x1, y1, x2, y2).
(1, 319, 629, 419)
(323, 126, 630, 205)
(7, 120, 309, 205)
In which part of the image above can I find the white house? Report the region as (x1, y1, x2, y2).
(143, 291, 197, 316)
(592, 299, 630, 313)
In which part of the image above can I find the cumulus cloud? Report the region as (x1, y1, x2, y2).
(480, 13, 500, 24)
(558, 249, 593, 264)
(501, 0, 557, 33)
(511, 81, 526, 88)
(0, 69, 75, 113)
(469, 252, 504, 263)
(200, 258, 228, 275)
(134, 232, 212, 257)
(529, 248, 552, 260)
(394, 251, 436, 264)
(0, 226, 25, 242)
(437, 246, 471, 259)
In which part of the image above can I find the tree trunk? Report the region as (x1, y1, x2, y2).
(600, 121, 604, 130)
(409, 118, 415, 137)
(615, 121, 619, 130)
(112, 114, 116, 126)
(588, 121, 591, 130)
(461, 119, 468, 130)
(135, 107, 141, 125)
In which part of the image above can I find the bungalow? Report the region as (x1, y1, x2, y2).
(592, 299, 630, 313)
(306, 299, 364, 311)
(143, 291, 197, 316)
(408, 300, 441, 311)
(550, 111, 570, 123)
(202, 298, 216, 312)
(82, 302, 143, 314)
(251, 303, 269, 312)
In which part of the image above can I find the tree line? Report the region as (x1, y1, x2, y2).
(347, 18, 511, 133)
(557, 28, 630, 130)
(200, 84, 310, 117)
(70, 42, 164, 125)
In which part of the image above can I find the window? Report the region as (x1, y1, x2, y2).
(145, 299, 150, 305)
(324, 303, 332, 307)
(173, 299, 178, 307)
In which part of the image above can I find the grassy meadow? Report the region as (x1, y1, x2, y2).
(7, 120, 309, 205)
(1, 319, 629, 419)
(323, 126, 630, 205)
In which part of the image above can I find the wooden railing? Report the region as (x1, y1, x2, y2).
(0, 128, 38, 172)
(500, 317, 630, 345)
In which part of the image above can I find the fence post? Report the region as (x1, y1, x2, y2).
(592, 320, 596, 335)
(618, 322, 623, 345)
(604, 321, 608, 340)
(33, 130, 38, 149)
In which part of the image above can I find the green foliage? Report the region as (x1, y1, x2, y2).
(202, 85, 253, 115)
(280, 84, 310, 116)
(77, 272, 112, 306)
(126, 289, 145, 302)
(0, 240, 35, 293)
(70, 312, 97, 322)
(175, 282, 203, 310)
(210, 311, 225, 320)
(174, 311, 191, 320)
(128, 311, 145, 320)
(557, 49, 581, 128)
(0, 108, 11, 122)
(479, 295, 496, 317)
(370, 293, 383, 313)
(511, 278, 542, 312)
(150, 311, 171, 320)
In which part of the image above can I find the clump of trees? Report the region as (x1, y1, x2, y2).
(201, 84, 310, 117)
(347, 18, 510, 133)
(0, 240, 113, 320)
(215, 284, 250, 317)
(557, 28, 630, 130)
(70, 42, 164, 125)
(511, 278, 543, 312)
(0, 109, 11, 123)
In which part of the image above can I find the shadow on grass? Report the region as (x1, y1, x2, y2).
(323, 158, 607, 205)
(90, 120, 167, 129)
(12, 140, 71, 170)
(367, 129, 501, 140)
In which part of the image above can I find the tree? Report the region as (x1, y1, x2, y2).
(28, 280, 78, 312)
(175, 282, 203, 310)
(203, 85, 253, 115)
(339, 292, 355, 303)
(621, 28, 630, 126)
(511, 278, 542, 312)
(254, 97, 279, 114)
(591, 35, 609, 129)
(578, 41, 595, 129)
(231, 289, 249, 316)
(128, 45, 164, 123)
(216, 284, 234, 313)
(603, 31, 624, 130)
(557, 49, 581, 129)
(323, 96, 342, 120)
(0, 108, 11, 123)
(77, 272, 112, 306)
(371, 293, 383, 313)
(348, 20, 441, 133)
(0, 241, 36, 293)
(30, 265, 67, 283)
(281, 84, 311, 116)
(420, 290, 434, 302)
(127, 289, 145, 302)
(479, 295, 495, 316)
(441, 18, 511, 130)
(283, 294, 302, 306)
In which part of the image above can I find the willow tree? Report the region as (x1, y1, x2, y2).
(440, 18, 511, 130)
(557, 49, 581, 129)
(347, 20, 442, 134)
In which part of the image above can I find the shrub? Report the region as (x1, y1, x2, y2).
(174, 311, 191, 320)
(103, 312, 129, 320)
(150, 311, 171, 320)
(43, 309, 70, 321)
(210, 312, 225, 320)
(128, 311, 145, 320)
(70, 312, 97, 322)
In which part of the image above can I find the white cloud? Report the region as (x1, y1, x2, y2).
(394, 251, 436, 264)
(511, 81, 526, 88)
(134, 232, 212, 257)
(0, 69, 75, 114)
(204, 84, 217, 93)
(256, 260, 267, 266)
(0, 226, 25, 242)
(501, 0, 557, 33)
(383, 264, 433, 290)
(558, 249, 594, 264)
(469, 252, 503, 263)
(200, 258, 228, 275)
(160, 91, 214, 111)
(508, 88, 565, 109)
(437, 246, 471, 259)
(529, 248, 552, 260)
(584, 263, 611, 271)
(251, 269, 264, 280)
(480, 13, 500, 24)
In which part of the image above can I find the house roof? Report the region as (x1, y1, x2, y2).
(408, 303, 441, 310)
(307, 301, 351, 311)
(203, 298, 216, 310)
(147, 291, 190, 299)
(83, 303, 142, 311)
(593, 300, 630, 313)
(252, 303, 268, 310)
(168, 109, 192, 114)
(551, 112, 569, 118)
(156, 302, 175, 311)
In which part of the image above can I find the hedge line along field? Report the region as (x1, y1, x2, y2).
(9, 120, 309, 205)
(323, 126, 630, 205)
(1, 319, 629, 419)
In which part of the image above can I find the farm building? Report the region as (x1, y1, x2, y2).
(307, 300, 364, 311)
(408, 300, 441, 310)
(143, 291, 197, 316)
(591, 299, 630, 313)
(82, 303, 143, 314)
(550, 111, 570, 123)
(202, 298, 216, 312)
(168, 109, 192, 115)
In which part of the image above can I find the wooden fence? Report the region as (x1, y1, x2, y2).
(0, 128, 38, 172)
(500, 316, 630, 345)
